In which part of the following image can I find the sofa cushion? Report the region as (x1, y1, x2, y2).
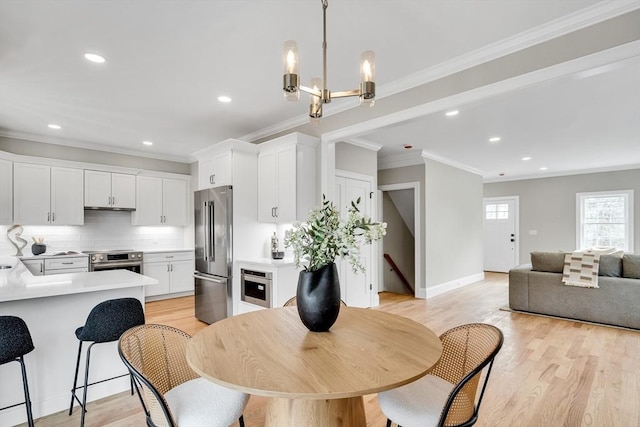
(531, 252, 566, 273)
(622, 254, 640, 279)
(599, 255, 622, 277)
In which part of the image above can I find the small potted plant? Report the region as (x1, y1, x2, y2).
(284, 195, 386, 331)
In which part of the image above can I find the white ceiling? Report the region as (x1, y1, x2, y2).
(1, 0, 638, 181)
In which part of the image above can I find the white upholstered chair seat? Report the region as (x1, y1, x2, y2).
(378, 374, 456, 427)
(164, 377, 249, 427)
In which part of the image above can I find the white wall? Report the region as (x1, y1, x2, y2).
(484, 168, 640, 263)
(0, 210, 186, 256)
(424, 159, 484, 289)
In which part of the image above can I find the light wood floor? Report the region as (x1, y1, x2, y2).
(24, 273, 639, 426)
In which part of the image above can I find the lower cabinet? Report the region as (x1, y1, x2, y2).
(20, 256, 89, 276)
(143, 251, 194, 298)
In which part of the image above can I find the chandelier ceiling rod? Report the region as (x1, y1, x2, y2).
(282, 0, 376, 120)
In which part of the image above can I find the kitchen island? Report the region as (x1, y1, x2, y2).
(0, 257, 157, 427)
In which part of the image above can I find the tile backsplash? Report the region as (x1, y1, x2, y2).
(1, 210, 188, 256)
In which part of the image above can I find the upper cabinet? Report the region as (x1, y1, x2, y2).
(132, 176, 189, 226)
(84, 170, 136, 210)
(198, 151, 232, 190)
(0, 159, 12, 225)
(13, 163, 84, 225)
(257, 133, 318, 223)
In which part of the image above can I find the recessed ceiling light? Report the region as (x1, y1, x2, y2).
(540, 167, 548, 171)
(217, 96, 232, 103)
(403, 144, 413, 150)
(143, 141, 154, 146)
(489, 137, 501, 143)
(445, 110, 459, 117)
(84, 53, 106, 63)
(48, 124, 61, 129)
(522, 156, 531, 161)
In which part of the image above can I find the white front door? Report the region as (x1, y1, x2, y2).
(335, 174, 373, 307)
(483, 197, 518, 273)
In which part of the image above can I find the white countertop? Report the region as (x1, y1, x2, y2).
(237, 258, 298, 267)
(18, 252, 88, 259)
(0, 256, 157, 303)
(143, 248, 194, 254)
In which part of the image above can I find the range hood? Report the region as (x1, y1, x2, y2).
(84, 206, 136, 211)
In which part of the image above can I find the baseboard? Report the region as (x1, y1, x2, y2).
(425, 272, 485, 299)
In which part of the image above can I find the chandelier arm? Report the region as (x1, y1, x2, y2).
(299, 85, 323, 98)
(331, 89, 361, 99)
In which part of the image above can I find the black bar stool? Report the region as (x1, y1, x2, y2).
(0, 315, 35, 427)
(68, 297, 145, 426)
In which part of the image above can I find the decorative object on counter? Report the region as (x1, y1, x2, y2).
(31, 237, 46, 256)
(271, 232, 284, 259)
(7, 225, 27, 256)
(284, 195, 386, 331)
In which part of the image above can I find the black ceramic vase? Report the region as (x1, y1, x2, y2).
(296, 263, 341, 332)
(31, 244, 46, 255)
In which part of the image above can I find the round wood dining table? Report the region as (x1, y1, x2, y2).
(186, 306, 443, 427)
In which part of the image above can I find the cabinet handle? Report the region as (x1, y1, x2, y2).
(40, 264, 43, 273)
(274, 207, 278, 218)
(210, 175, 214, 184)
(167, 264, 170, 272)
(160, 215, 164, 224)
(52, 212, 55, 222)
(271, 207, 275, 217)
(112, 196, 115, 206)
(47, 212, 50, 222)
(170, 264, 173, 272)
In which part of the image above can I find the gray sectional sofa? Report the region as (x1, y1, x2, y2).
(509, 252, 640, 329)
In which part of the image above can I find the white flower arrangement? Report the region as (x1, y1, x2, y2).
(284, 195, 387, 273)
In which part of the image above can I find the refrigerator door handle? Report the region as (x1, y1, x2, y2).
(203, 201, 210, 261)
(208, 201, 215, 262)
(194, 273, 226, 284)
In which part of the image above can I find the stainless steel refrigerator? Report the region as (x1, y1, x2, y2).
(194, 186, 233, 324)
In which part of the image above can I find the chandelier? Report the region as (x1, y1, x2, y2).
(282, 0, 376, 120)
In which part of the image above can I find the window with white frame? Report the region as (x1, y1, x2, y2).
(576, 190, 634, 252)
(485, 203, 509, 220)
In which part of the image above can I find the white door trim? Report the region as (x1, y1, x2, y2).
(379, 182, 422, 299)
(483, 195, 520, 269)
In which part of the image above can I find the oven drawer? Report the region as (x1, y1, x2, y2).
(45, 257, 89, 272)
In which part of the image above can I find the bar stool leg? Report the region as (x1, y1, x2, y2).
(18, 356, 35, 427)
(69, 340, 84, 415)
(80, 343, 95, 427)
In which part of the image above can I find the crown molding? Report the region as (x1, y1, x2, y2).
(0, 130, 192, 164)
(340, 138, 383, 152)
(378, 151, 425, 170)
(420, 150, 484, 176)
(482, 163, 640, 184)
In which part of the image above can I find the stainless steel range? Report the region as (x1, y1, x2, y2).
(83, 250, 143, 273)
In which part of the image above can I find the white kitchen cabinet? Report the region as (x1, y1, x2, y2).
(143, 251, 194, 298)
(234, 260, 298, 315)
(13, 163, 84, 225)
(44, 256, 88, 275)
(0, 159, 12, 225)
(21, 259, 44, 276)
(198, 151, 232, 190)
(84, 170, 136, 209)
(132, 176, 188, 226)
(257, 133, 318, 223)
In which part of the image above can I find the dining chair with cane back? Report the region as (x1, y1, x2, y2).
(118, 324, 248, 427)
(378, 323, 504, 427)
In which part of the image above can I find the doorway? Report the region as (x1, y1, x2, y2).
(379, 182, 420, 298)
(483, 196, 519, 272)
